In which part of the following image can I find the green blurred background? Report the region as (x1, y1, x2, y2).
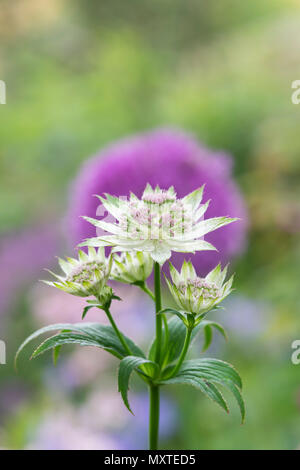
(1, 0, 300, 450)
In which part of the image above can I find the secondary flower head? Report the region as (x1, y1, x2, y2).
(43, 247, 112, 303)
(111, 251, 153, 284)
(166, 261, 233, 316)
(80, 184, 237, 265)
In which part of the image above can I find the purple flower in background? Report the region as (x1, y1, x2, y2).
(26, 411, 122, 450)
(222, 295, 270, 338)
(0, 224, 59, 318)
(0, 380, 30, 423)
(25, 390, 177, 450)
(116, 392, 178, 450)
(67, 128, 248, 274)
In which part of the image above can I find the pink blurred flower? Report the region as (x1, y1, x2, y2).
(0, 224, 59, 319)
(26, 408, 121, 450)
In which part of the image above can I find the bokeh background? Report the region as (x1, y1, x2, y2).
(1, 0, 300, 450)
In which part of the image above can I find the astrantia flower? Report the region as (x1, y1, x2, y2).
(111, 251, 153, 284)
(80, 185, 237, 265)
(67, 129, 248, 274)
(166, 261, 233, 316)
(43, 247, 112, 303)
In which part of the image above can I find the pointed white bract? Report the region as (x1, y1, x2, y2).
(111, 251, 153, 284)
(43, 247, 112, 302)
(80, 184, 238, 265)
(166, 261, 234, 316)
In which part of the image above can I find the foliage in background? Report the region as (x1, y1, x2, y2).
(0, 0, 300, 450)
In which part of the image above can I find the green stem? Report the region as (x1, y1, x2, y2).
(148, 261, 163, 451)
(149, 384, 160, 450)
(161, 314, 170, 368)
(104, 307, 150, 387)
(166, 327, 192, 379)
(104, 308, 132, 356)
(154, 262, 162, 364)
(138, 282, 155, 301)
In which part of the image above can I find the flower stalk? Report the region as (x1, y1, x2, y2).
(103, 307, 132, 357)
(148, 261, 163, 450)
(165, 327, 193, 380)
(154, 262, 162, 365)
(138, 281, 155, 301)
(149, 384, 160, 450)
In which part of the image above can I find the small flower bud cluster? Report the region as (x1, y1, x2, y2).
(43, 248, 112, 302)
(67, 261, 105, 284)
(166, 261, 234, 317)
(142, 190, 176, 204)
(178, 278, 220, 301)
(118, 187, 194, 241)
(111, 251, 153, 284)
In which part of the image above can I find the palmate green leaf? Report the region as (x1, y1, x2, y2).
(81, 305, 95, 320)
(52, 328, 72, 365)
(197, 321, 228, 352)
(159, 358, 245, 422)
(159, 308, 187, 324)
(52, 345, 62, 366)
(149, 315, 189, 364)
(118, 356, 158, 413)
(179, 359, 242, 388)
(201, 324, 213, 352)
(160, 375, 229, 414)
(149, 316, 227, 366)
(31, 333, 104, 359)
(15, 322, 145, 369)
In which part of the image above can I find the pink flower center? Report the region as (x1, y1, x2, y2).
(142, 191, 176, 204)
(67, 262, 105, 283)
(178, 278, 220, 300)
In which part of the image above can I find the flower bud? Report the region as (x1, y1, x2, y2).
(43, 247, 112, 303)
(110, 251, 153, 284)
(166, 260, 233, 317)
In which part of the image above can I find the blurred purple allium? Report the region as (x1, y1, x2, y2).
(67, 129, 248, 274)
(117, 392, 178, 450)
(222, 295, 271, 338)
(0, 380, 30, 423)
(26, 410, 122, 450)
(25, 390, 177, 450)
(0, 224, 59, 319)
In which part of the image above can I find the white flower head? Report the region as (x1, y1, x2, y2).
(43, 247, 112, 302)
(166, 261, 234, 316)
(110, 251, 153, 284)
(80, 184, 238, 265)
